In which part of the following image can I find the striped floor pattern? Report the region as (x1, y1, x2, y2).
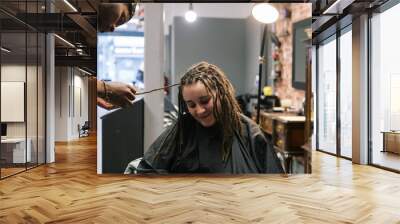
(1, 135, 400, 223)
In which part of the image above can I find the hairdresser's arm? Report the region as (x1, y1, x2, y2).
(97, 80, 137, 108)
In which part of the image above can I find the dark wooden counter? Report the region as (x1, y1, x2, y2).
(259, 112, 309, 173)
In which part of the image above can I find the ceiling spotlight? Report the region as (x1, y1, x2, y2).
(1, 47, 11, 53)
(78, 67, 92, 76)
(185, 3, 197, 23)
(54, 34, 75, 48)
(252, 3, 279, 24)
(63, 0, 78, 12)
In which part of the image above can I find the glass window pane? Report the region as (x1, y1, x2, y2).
(27, 30, 38, 168)
(1, 3, 28, 177)
(38, 32, 46, 165)
(371, 3, 400, 171)
(318, 36, 337, 154)
(340, 29, 352, 158)
(1, 0, 46, 179)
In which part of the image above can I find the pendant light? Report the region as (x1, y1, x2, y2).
(185, 3, 197, 23)
(252, 3, 279, 24)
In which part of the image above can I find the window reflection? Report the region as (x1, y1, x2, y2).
(371, 3, 400, 171)
(0, 1, 46, 179)
(317, 36, 337, 154)
(0, 2, 28, 177)
(340, 28, 352, 158)
(98, 14, 144, 91)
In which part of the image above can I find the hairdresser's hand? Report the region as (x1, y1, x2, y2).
(97, 97, 117, 110)
(105, 81, 137, 108)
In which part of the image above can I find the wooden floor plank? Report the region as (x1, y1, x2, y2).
(1, 135, 400, 223)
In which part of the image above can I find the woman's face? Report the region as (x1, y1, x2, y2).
(182, 82, 216, 127)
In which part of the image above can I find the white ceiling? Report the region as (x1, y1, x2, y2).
(164, 3, 255, 19)
(163, 3, 256, 34)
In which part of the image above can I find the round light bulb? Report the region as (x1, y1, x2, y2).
(185, 10, 197, 23)
(252, 3, 279, 24)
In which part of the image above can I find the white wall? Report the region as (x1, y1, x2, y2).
(72, 72, 89, 138)
(1, 66, 26, 138)
(1, 65, 39, 137)
(1, 64, 46, 164)
(54, 67, 89, 141)
(55, 66, 68, 141)
(1, 65, 26, 144)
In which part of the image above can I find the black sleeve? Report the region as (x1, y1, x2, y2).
(141, 122, 179, 173)
(246, 117, 285, 174)
(264, 137, 285, 173)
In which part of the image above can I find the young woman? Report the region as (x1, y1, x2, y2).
(128, 62, 284, 174)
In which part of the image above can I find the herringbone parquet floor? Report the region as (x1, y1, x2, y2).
(1, 135, 400, 223)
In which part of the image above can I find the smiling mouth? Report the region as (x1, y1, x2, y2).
(198, 114, 211, 119)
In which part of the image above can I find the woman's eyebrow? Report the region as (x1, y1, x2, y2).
(199, 95, 210, 100)
(185, 96, 210, 103)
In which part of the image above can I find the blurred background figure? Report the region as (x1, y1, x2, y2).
(98, 3, 135, 33)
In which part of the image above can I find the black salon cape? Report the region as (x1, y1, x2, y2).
(134, 114, 284, 174)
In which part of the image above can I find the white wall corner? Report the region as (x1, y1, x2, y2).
(46, 33, 55, 163)
(144, 4, 165, 151)
(352, 14, 369, 165)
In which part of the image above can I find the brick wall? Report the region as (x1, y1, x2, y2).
(273, 3, 311, 110)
